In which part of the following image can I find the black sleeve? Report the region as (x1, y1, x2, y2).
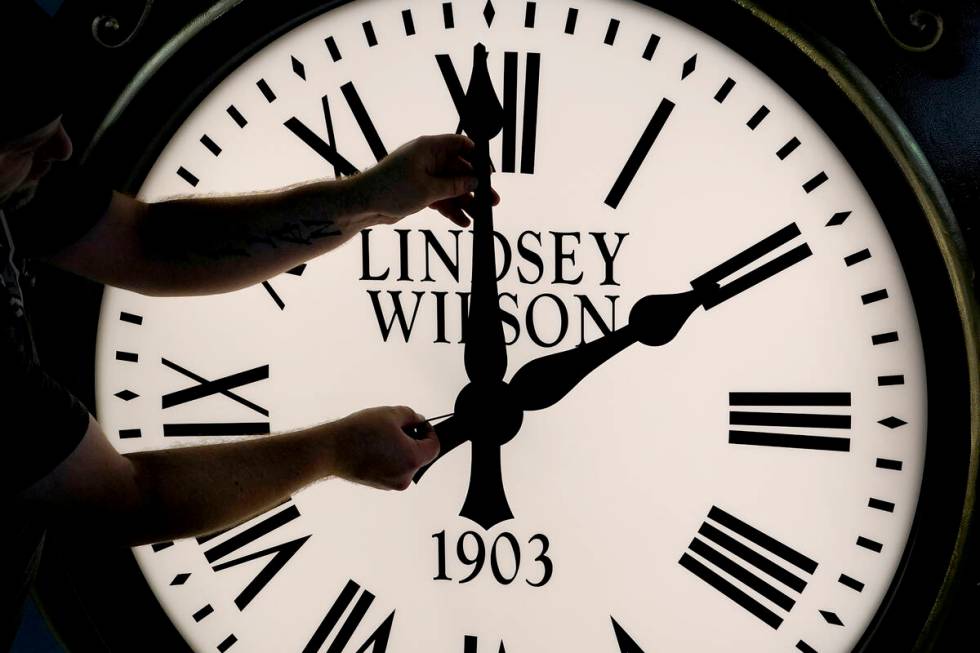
(6, 162, 113, 258)
(2, 330, 91, 495)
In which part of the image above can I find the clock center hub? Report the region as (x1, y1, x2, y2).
(454, 380, 524, 446)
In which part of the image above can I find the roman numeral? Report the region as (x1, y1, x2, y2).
(263, 262, 307, 310)
(201, 503, 311, 610)
(605, 98, 675, 209)
(463, 635, 506, 652)
(302, 579, 395, 653)
(690, 222, 812, 309)
(436, 50, 540, 173)
(679, 506, 818, 630)
(285, 81, 389, 178)
(161, 358, 270, 436)
(729, 392, 852, 451)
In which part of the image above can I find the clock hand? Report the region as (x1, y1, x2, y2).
(460, 441, 514, 529)
(461, 43, 507, 385)
(412, 414, 466, 482)
(508, 291, 700, 410)
(509, 222, 812, 410)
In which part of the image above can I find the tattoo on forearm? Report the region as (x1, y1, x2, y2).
(151, 216, 342, 262)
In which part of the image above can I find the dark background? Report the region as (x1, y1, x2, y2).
(13, 0, 978, 650)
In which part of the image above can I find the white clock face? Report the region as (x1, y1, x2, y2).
(94, 0, 928, 651)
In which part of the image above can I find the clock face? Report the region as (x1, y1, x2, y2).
(92, 0, 935, 651)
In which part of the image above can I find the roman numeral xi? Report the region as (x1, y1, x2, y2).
(679, 506, 818, 630)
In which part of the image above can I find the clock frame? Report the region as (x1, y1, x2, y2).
(29, 0, 977, 651)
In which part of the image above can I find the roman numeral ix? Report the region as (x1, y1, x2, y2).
(161, 358, 270, 436)
(679, 506, 818, 630)
(729, 392, 852, 452)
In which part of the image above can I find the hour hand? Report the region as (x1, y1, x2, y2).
(508, 291, 700, 411)
(413, 415, 466, 482)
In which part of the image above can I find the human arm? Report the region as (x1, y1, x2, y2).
(18, 406, 438, 546)
(45, 134, 495, 296)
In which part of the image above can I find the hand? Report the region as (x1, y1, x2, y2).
(326, 406, 440, 491)
(358, 134, 498, 228)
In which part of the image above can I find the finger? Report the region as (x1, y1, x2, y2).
(434, 175, 479, 200)
(391, 405, 418, 425)
(431, 199, 472, 227)
(427, 134, 476, 168)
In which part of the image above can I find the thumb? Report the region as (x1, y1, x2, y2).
(413, 429, 441, 466)
(439, 174, 478, 200)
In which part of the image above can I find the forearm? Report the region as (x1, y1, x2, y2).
(122, 423, 339, 545)
(137, 175, 383, 296)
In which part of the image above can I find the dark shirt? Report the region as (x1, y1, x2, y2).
(1, 167, 110, 649)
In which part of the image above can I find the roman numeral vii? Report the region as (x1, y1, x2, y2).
(302, 579, 395, 653)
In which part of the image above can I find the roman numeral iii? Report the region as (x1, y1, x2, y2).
(729, 391, 852, 451)
(678, 506, 818, 629)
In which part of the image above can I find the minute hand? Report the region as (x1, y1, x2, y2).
(509, 222, 812, 411)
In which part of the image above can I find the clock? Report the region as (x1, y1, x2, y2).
(47, 0, 978, 651)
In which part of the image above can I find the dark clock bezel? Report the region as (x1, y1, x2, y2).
(35, 1, 975, 651)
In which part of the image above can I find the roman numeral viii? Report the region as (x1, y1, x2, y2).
(679, 506, 818, 630)
(199, 502, 311, 610)
(302, 579, 395, 653)
(436, 50, 540, 174)
(729, 391, 852, 451)
(161, 358, 270, 436)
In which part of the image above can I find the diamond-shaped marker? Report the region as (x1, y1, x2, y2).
(820, 610, 844, 626)
(170, 573, 191, 586)
(483, 0, 495, 26)
(681, 54, 697, 79)
(827, 211, 852, 226)
(879, 416, 907, 429)
(115, 389, 139, 401)
(291, 56, 306, 80)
